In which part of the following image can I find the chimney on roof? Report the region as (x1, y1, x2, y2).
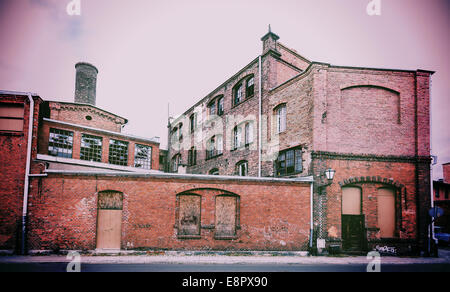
(74, 62, 98, 106)
(261, 25, 280, 55)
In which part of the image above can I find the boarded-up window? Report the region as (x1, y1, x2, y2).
(0, 103, 24, 132)
(215, 196, 238, 238)
(178, 195, 201, 236)
(342, 187, 361, 215)
(378, 188, 396, 238)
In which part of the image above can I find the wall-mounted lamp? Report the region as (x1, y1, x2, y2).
(325, 168, 336, 181)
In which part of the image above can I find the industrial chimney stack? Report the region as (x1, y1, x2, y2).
(74, 62, 98, 106)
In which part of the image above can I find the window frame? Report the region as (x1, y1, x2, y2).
(48, 128, 74, 158)
(80, 133, 103, 162)
(134, 143, 153, 170)
(108, 138, 129, 166)
(236, 160, 248, 177)
(275, 104, 287, 134)
(275, 146, 303, 177)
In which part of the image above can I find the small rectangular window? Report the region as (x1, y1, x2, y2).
(234, 85, 243, 105)
(134, 144, 152, 169)
(80, 134, 103, 162)
(109, 139, 129, 166)
(48, 128, 74, 158)
(0, 103, 24, 132)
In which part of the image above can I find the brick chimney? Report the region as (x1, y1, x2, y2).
(74, 62, 98, 106)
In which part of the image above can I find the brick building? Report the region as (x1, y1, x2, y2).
(168, 29, 434, 254)
(0, 29, 434, 255)
(433, 163, 450, 233)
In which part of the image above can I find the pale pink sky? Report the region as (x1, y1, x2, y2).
(0, 0, 449, 178)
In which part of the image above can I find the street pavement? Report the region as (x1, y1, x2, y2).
(0, 249, 449, 272)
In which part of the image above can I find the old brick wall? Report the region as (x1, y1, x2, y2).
(26, 174, 311, 251)
(0, 94, 43, 251)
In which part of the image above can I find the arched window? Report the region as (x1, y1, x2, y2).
(236, 160, 248, 176)
(209, 168, 219, 175)
(206, 135, 223, 160)
(233, 84, 243, 105)
(274, 104, 287, 134)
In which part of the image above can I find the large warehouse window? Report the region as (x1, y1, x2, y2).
(80, 134, 103, 162)
(109, 139, 129, 166)
(48, 128, 74, 158)
(134, 144, 152, 169)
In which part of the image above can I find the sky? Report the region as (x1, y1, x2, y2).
(0, 0, 448, 178)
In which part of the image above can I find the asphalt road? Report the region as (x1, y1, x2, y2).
(1, 263, 449, 272)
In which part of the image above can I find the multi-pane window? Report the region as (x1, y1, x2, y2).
(206, 135, 223, 160)
(217, 97, 224, 116)
(208, 100, 216, 116)
(134, 144, 152, 169)
(0, 103, 24, 132)
(275, 104, 287, 133)
(246, 77, 255, 97)
(48, 128, 74, 158)
(109, 139, 129, 166)
(234, 84, 243, 105)
(188, 147, 197, 166)
(236, 161, 248, 176)
(276, 147, 303, 176)
(80, 134, 103, 162)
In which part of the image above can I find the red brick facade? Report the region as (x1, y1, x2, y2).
(0, 93, 43, 251)
(26, 173, 312, 251)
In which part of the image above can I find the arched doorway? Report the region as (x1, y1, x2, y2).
(96, 191, 123, 250)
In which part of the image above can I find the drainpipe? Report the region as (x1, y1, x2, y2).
(0, 91, 35, 255)
(258, 55, 262, 177)
(22, 93, 35, 255)
(310, 182, 314, 249)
